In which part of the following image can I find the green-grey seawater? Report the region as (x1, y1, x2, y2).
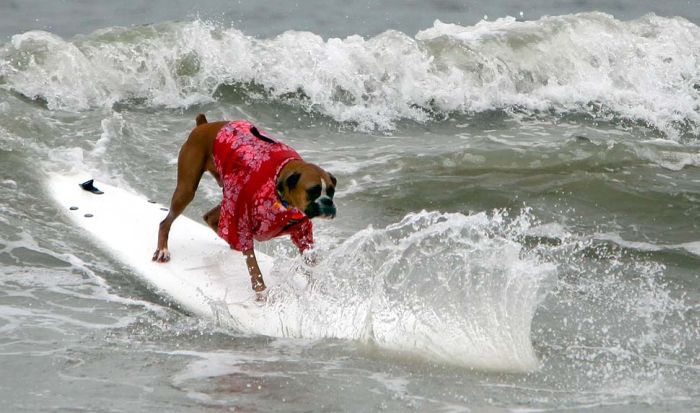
(1, 1, 698, 411)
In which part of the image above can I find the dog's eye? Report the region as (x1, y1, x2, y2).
(307, 185, 322, 200)
(326, 187, 335, 199)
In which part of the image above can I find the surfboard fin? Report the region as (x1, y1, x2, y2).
(79, 179, 104, 195)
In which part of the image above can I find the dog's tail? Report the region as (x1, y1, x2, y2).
(195, 113, 208, 126)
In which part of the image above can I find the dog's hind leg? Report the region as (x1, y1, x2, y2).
(203, 204, 220, 232)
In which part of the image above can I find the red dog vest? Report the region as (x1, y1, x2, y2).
(212, 120, 313, 253)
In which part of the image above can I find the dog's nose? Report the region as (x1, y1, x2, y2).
(317, 196, 336, 219)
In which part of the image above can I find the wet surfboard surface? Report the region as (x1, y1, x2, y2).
(47, 174, 285, 329)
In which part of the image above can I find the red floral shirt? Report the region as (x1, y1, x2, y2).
(212, 120, 313, 253)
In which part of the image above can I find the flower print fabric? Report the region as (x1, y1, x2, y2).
(212, 120, 313, 253)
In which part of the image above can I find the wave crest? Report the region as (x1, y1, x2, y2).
(1, 13, 698, 135)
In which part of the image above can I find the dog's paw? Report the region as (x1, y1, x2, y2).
(255, 289, 268, 303)
(152, 248, 171, 262)
(302, 250, 318, 267)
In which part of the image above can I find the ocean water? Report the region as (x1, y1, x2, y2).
(1, 1, 699, 412)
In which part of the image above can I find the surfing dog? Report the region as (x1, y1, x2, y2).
(153, 114, 336, 295)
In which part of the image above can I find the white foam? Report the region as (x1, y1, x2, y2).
(526, 222, 570, 239)
(645, 151, 700, 171)
(169, 351, 249, 386)
(415, 14, 700, 138)
(678, 241, 700, 256)
(1, 13, 698, 135)
(595, 232, 700, 257)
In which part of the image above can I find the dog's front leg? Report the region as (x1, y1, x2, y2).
(153, 184, 196, 262)
(153, 142, 205, 262)
(243, 248, 266, 299)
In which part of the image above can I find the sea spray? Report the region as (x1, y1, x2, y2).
(528, 230, 699, 404)
(218, 210, 557, 372)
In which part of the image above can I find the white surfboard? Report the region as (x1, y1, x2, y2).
(47, 173, 287, 328)
(48, 174, 541, 371)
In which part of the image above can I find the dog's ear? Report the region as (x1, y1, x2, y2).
(278, 172, 302, 194)
(285, 172, 302, 190)
(329, 173, 337, 186)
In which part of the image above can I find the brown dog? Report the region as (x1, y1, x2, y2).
(153, 114, 336, 296)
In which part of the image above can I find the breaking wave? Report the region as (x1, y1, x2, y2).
(1, 12, 699, 136)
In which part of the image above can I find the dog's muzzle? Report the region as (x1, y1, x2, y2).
(307, 196, 336, 219)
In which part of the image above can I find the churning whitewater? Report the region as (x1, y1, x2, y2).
(1, 12, 699, 136)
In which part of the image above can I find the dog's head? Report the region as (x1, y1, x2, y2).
(277, 162, 337, 219)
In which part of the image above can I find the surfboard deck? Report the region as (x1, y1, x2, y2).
(47, 174, 283, 325)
